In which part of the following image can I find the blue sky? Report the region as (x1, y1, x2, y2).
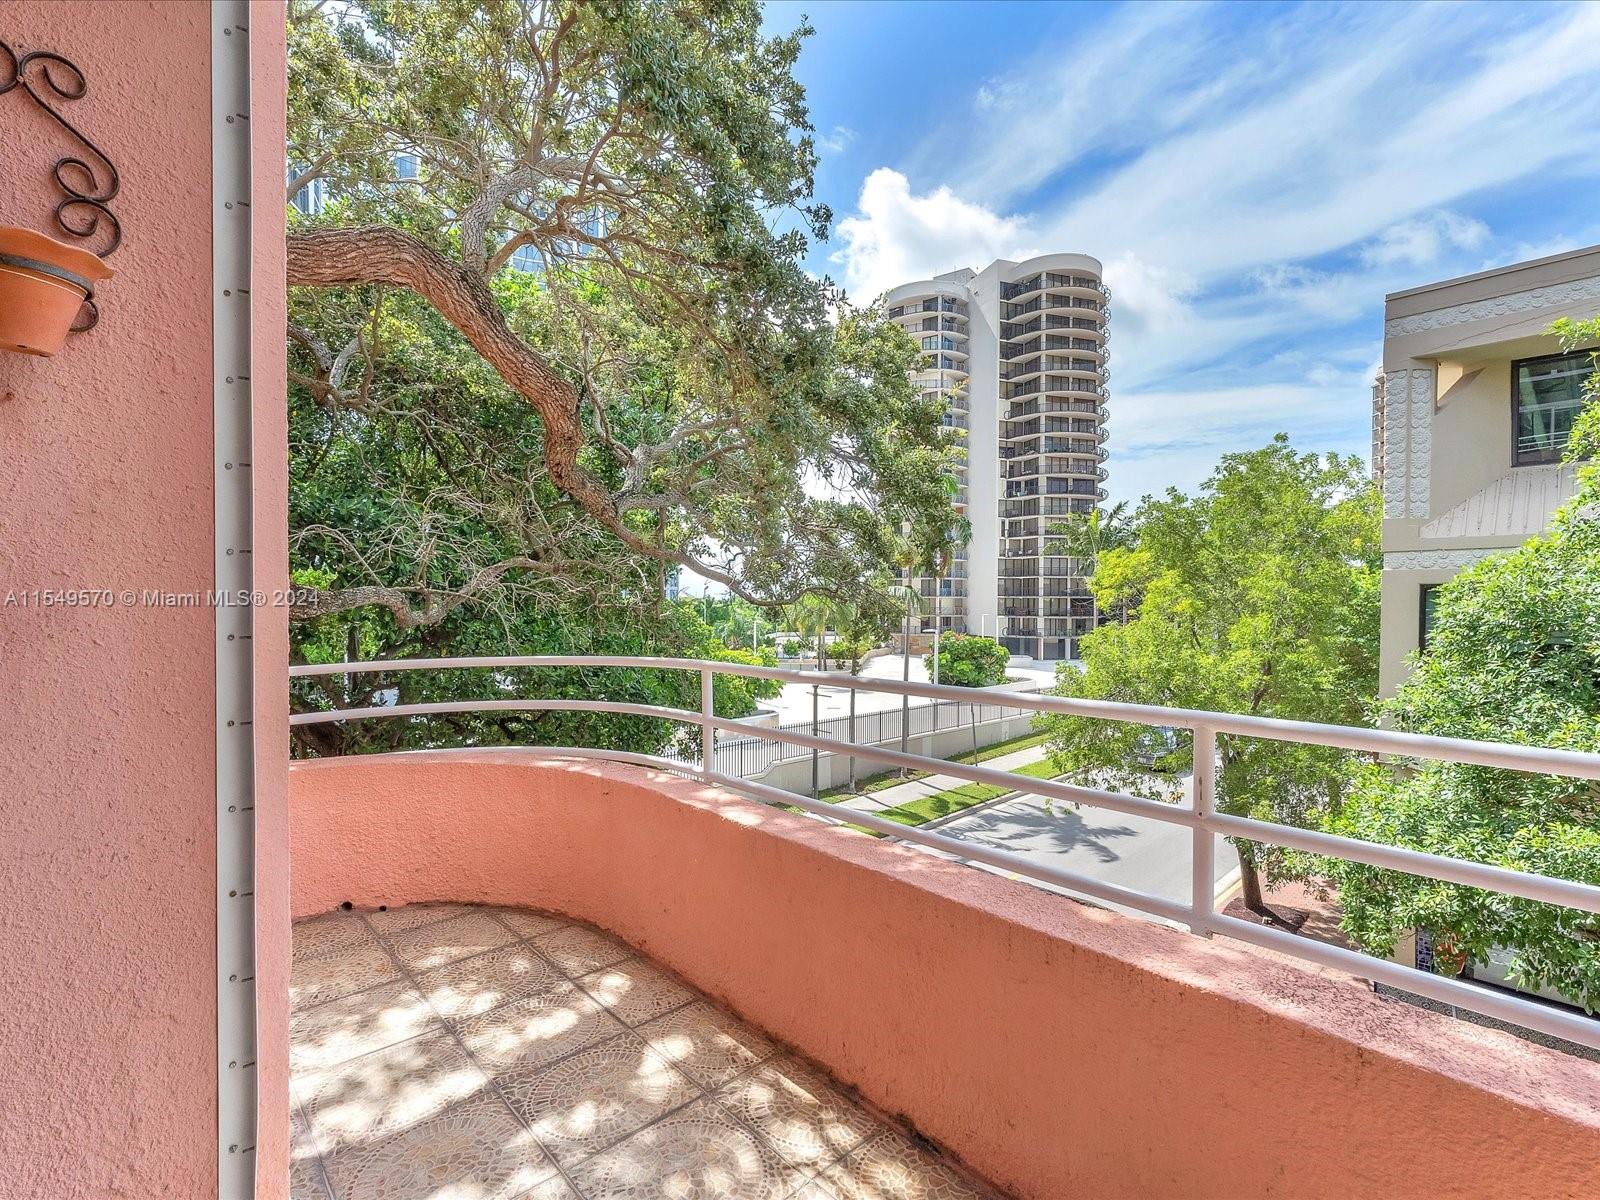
(764, 0, 1600, 505)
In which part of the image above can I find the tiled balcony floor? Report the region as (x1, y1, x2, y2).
(291, 904, 1004, 1200)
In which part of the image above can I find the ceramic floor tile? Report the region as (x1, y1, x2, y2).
(567, 1097, 802, 1200)
(324, 1094, 558, 1200)
(823, 1132, 997, 1200)
(296, 1029, 489, 1153)
(290, 910, 1007, 1200)
(453, 981, 625, 1074)
(578, 957, 696, 1027)
(365, 903, 476, 936)
(716, 1057, 880, 1171)
(290, 1154, 333, 1200)
(292, 935, 403, 1010)
(292, 1104, 332, 1196)
(291, 980, 440, 1072)
(517, 1178, 584, 1200)
(385, 911, 519, 973)
(417, 943, 566, 1022)
(638, 1001, 777, 1089)
(532, 925, 633, 977)
(493, 908, 571, 939)
(296, 912, 376, 964)
(495, 1030, 700, 1166)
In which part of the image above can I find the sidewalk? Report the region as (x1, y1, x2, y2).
(833, 742, 1054, 814)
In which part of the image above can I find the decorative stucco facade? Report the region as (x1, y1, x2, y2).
(1376, 244, 1600, 696)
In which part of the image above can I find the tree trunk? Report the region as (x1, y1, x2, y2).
(1239, 855, 1267, 915)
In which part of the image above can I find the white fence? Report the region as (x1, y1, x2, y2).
(289, 654, 1600, 1053)
(704, 693, 1033, 781)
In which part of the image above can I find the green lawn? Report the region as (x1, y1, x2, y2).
(864, 748, 1066, 831)
(873, 781, 1010, 827)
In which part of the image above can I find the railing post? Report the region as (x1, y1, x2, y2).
(811, 683, 820, 798)
(1190, 722, 1216, 937)
(699, 667, 715, 779)
(847, 687, 857, 793)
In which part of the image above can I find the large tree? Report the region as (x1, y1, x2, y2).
(284, 0, 957, 625)
(1325, 320, 1600, 1007)
(1039, 437, 1381, 919)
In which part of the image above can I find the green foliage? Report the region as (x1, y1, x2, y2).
(703, 644, 783, 717)
(290, 593, 763, 759)
(1044, 499, 1136, 564)
(828, 637, 872, 675)
(926, 634, 1010, 688)
(1326, 319, 1600, 1005)
(284, 0, 961, 752)
(1041, 436, 1380, 897)
(286, 0, 960, 620)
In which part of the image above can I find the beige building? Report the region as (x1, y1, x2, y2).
(885, 254, 1111, 660)
(1377, 244, 1600, 695)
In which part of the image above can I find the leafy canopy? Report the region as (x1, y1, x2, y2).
(1040, 436, 1380, 899)
(286, 0, 960, 623)
(284, 0, 959, 752)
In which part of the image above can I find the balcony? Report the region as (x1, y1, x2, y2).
(290, 902, 994, 1198)
(13, 12, 1599, 1199)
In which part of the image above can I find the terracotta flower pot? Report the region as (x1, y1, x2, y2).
(0, 226, 114, 356)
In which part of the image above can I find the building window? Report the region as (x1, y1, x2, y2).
(1419, 583, 1441, 653)
(1512, 350, 1593, 465)
(287, 165, 327, 216)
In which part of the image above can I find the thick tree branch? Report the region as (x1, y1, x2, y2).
(286, 224, 809, 606)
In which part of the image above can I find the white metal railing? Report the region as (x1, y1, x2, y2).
(289, 655, 1600, 1051)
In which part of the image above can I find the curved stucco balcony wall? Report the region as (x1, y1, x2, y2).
(289, 750, 1600, 1200)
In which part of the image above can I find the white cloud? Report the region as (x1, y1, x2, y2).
(816, 125, 856, 155)
(1031, 3, 1600, 282)
(830, 168, 1034, 302)
(1360, 211, 1489, 268)
(824, 1, 1600, 495)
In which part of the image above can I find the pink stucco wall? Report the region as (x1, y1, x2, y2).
(0, 4, 289, 1196)
(290, 751, 1600, 1200)
(250, 6, 292, 1198)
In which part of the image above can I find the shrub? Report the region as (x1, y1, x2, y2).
(926, 634, 1009, 687)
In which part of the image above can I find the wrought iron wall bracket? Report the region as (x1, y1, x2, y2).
(0, 37, 121, 331)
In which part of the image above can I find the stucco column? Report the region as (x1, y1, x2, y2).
(0, 3, 288, 1195)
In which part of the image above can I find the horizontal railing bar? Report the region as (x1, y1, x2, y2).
(550, 750, 1600, 1050)
(698, 767, 1197, 926)
(706, 768, 1600, 1052)
(1209, 812, 1600, 917)
(288, 689, 1600, 923)
(719, 715, 1600, 918)
(1209, 912, 1600, 1052)
(700, 713, 1196, 829)
(288, 655, 1600, 780)
(289, 698, 699, 727)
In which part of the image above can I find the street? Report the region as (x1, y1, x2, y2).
(922, 794, 1240, 925)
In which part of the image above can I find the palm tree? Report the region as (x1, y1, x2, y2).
(1044, 501, 1136, 624)
(788, 593, 835, 672)
(1045, 499, 1134, 562)
(927, 514, 972, 686)
(888, 536, 933, 769)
